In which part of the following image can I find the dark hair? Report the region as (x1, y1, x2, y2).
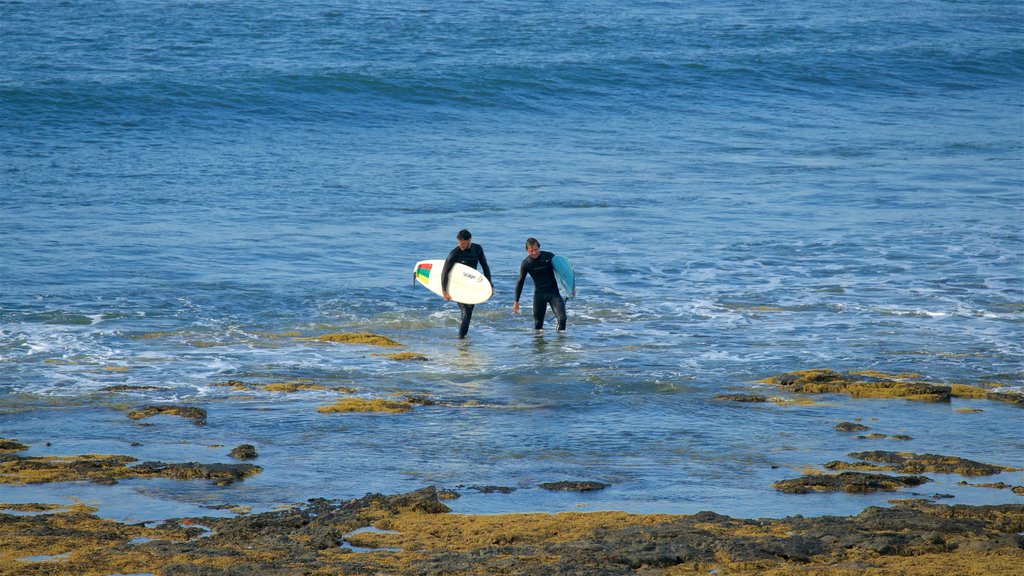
(457, 229, 472, 241)
(525, 237, 540, 249)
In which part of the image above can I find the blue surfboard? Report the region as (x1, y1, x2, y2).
(551, 255, 575, 300)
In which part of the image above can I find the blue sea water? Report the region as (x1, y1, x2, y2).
(1, 0, 1022, 522)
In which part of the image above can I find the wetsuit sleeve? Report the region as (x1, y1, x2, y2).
(476, 245, 492, 282)
(441, 248, 458, 292)
(514, 259, 528, 302)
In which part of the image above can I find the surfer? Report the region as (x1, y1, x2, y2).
(442, 229, 492, 339)
(513, 238, 573, 331)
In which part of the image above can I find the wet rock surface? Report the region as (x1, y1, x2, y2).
(715, 394, 769, 402)
(127, 405, 208, 425)
(228, 444, 258, 460)
(772, 472, 931, 494)
(0, 453, 261, 485)
(539, 480, 609, 492)
(826, 451, 1019, 477)
(763, 369, 1024, 406)
(2, 488, 1022, 575)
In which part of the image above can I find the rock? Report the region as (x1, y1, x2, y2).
(539, 481, 609, 492)
(127, 405, 207, 425)
(772, 472, 930, 494)
(714, 394, 769, 402)
(228, 444, 258, 460)
(835, 422, 870, 432)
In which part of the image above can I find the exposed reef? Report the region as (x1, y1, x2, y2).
(228, 444, 258, 460)
(374, 352, 429, 361)
(0, 453, 261, 486)
(127, 405, 208, 425)
(761, 369, 1024, 405)
(772, 472, 931, 494)
(539, 480, 609, 492)
(300, 332, 403, 347)
(2, 487, 1022, 575)
(318, 398, 414, 413)
(825, 451, 1021, 477)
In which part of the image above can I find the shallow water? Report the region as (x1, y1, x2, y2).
(2, 0, 1022, 521)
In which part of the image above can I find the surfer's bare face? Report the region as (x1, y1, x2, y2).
(457, 238, 472, 250)
(526, 245, 540, 258)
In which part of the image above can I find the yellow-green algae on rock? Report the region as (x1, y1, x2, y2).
(127, 405, 207, 425)
(824, 451, 1021, 476)
(1, 487, 1022, 576)
(373, 351, 429, 361)
(762, 369, 1024, 405)
(0, 453, 262, 486)
(317, 398, 414, 413)
(298, 332, 403, 347)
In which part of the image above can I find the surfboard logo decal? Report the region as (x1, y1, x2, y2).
(415, 263, 433, 283)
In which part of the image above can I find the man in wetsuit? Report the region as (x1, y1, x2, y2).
(442, 229, 492, 339)
(513, 237, 573, 331)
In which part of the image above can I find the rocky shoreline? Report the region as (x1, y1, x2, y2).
(2, 486, 1022, 575)
(3, 363, 1022, 574)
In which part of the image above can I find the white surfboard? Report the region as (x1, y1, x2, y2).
(552, 255, 575, 300)
(413, 259, 493, 305)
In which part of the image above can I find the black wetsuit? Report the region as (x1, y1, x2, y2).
(514, 250, 566, 330)
(442, 244, 491, 339)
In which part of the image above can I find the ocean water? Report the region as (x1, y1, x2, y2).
(2, 0, 1022, 522)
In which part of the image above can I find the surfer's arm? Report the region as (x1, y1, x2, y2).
(512, 260, 528, 312)
(441, 250, 457, 299)
(477, 246, 492, 283)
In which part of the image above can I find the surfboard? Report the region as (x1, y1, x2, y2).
(413, 259, 493, 305)
(551, 255, 575, 300)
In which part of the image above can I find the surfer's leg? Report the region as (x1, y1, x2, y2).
(550, 294, 566, 330)
(532, 292, 546, 329)
(458, 303, 474, 338)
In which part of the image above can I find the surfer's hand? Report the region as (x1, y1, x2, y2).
(513, 301, 519, 314)
(443, 292, 451, 301)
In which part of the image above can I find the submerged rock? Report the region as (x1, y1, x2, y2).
(835, 421, 870, 432)
(539, 480, 609, 492)
(715, 394, 769, 402)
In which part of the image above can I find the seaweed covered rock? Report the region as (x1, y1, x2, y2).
(300, 332, 402, 347)
(0, 453, 261, 486)
(764, 370, 951, 402)
(127, 405, 207, 425)
(715, 394, 769, 402)
(228, 444, 258, 460)
(131, 462, 262, 486)
(2, 488, 1023, 575)
(764, 370, 1024, 406)
(539, 480, 609, 492)
(826, 451, 1019, 476)
(772, 471, 931, 494)
(0, 439, 28, 452)
(317, 398, 413, 413)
